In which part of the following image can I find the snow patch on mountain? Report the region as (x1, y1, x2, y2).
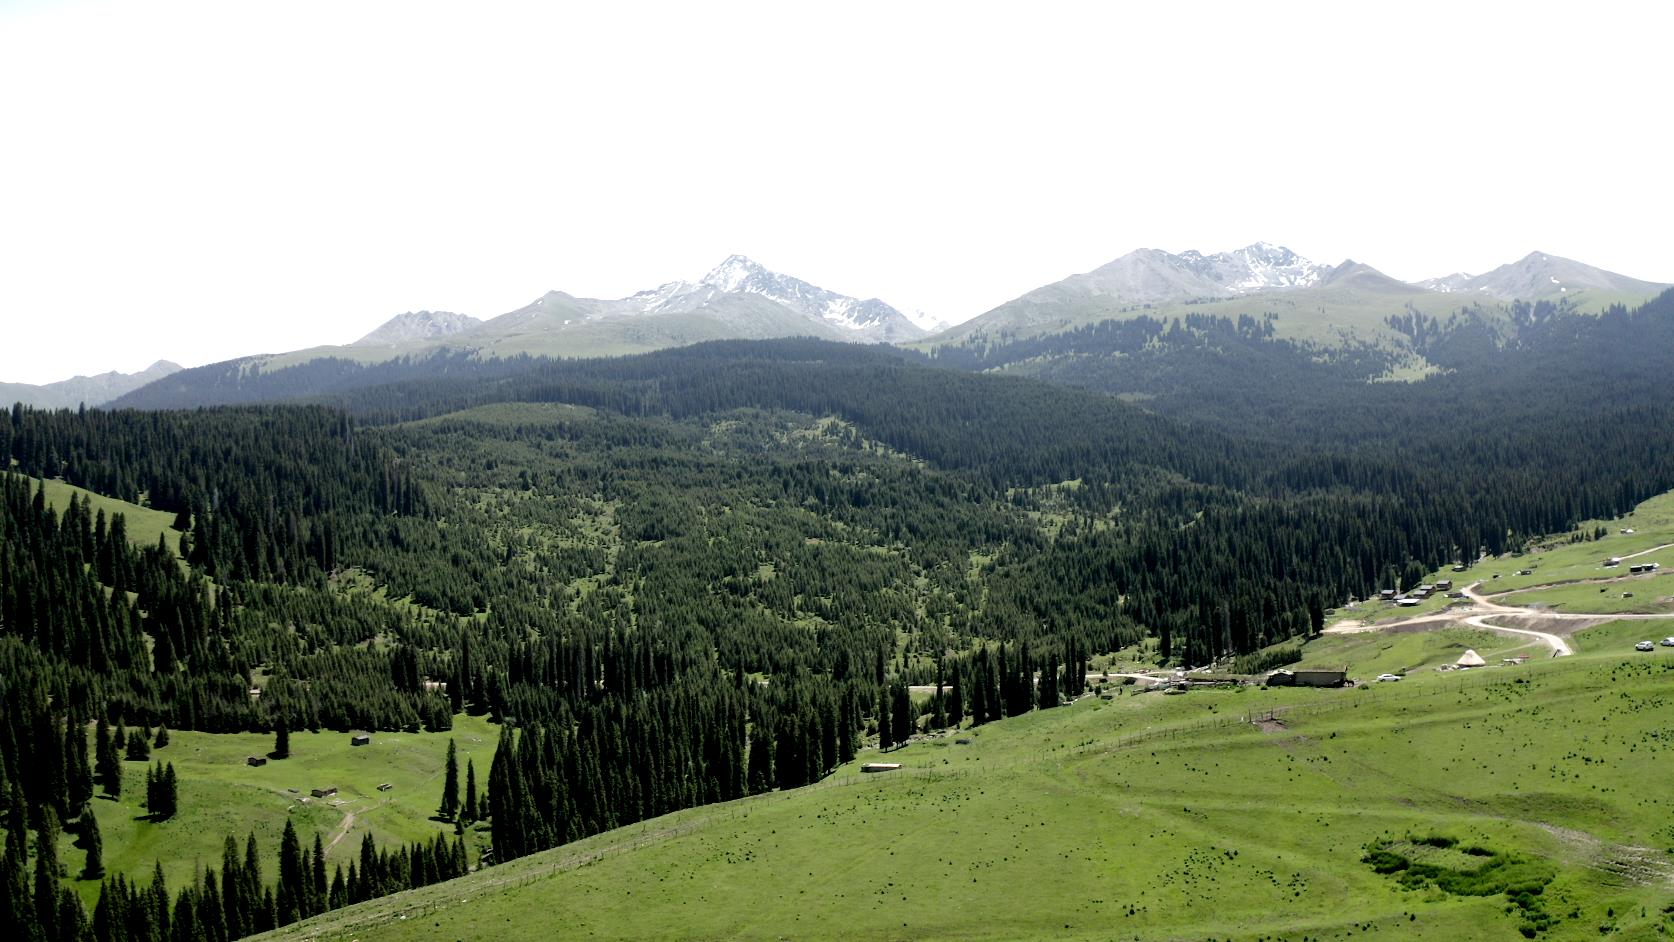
(625, 255, 925, 342)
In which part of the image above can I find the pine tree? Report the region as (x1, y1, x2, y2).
(80, 811, 104, 880)
(33, 809, 60, 942)
(222, 834, 247, 939)
(65, 719, 93, 811)
(438, 739, 459, 820)
(54, 887, 86, 942)
(125, 728, 150, 762)
(310, 833, 327, 917)
(461, 759, 478, 825)
(877, 692, 895, 752)
(948, 661, 965, 727)
(95, 718, 121, 797)
(276, 819, 303, 926)
(164, 763, 178, 819)
(890, 684, 915, 747)
(153, 725, 169, 749)
(273, 721, 290, 760)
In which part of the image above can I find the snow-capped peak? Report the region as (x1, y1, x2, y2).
(1171, 242, 1327, 293)
(700, 255, 768, 293)
(619, 256, 927, 343)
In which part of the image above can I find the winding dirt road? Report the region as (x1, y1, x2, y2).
(1328, 571, 1674, 658)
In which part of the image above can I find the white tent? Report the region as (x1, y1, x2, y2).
(1455, 649, 1487, 667)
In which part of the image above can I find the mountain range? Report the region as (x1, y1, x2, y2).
(0, 360, 182, 409)
(8, 246, 1670, 407)
(929, 245, 1668, 349)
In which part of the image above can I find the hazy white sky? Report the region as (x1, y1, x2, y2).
(2, 0, 1670, 384)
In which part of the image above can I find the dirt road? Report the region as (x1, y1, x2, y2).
(1328, 573, 1674, 658)
(326, 809, 358, 851)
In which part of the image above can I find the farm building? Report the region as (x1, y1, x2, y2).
(351, 734, 371, 746)
(246, 756, 267, 767)
(1266, 669, 1347, 688)
(1379, 589, 1397, 599)
(310, 787, 337, 798)
(1435, 579, 1453, 590)
(861, 763, 902, 773)
(1455, 649, 1487, 668)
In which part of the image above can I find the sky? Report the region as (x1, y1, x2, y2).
(1, 1, 1671, 384)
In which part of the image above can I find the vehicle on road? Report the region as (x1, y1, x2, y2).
(1376, 673, 1402, 682)
(1635, 641, 1655, 651)
(1661, 637, 1674, 647)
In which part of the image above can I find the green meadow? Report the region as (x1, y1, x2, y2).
(32, 474, 182, 557)
(254, 622, 1674, 942)
(62, 715, 497, 906)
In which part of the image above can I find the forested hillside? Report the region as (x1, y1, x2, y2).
(8, 291, 1674, 940)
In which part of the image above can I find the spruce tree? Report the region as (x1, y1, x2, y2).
(80, 811, 104, 880)
(949, 662, 965, 727)
(33, 809, 60, 942)
(163, 763, 178, 819)
(276, 819, 303, 926)
(65, 720, 93, 811)
(462, 759, 478, 825)
(310, 834, 327, 917)
(877, 694, 894, 752)
(438, 739, 459, 820)
(890, 684, 915, 746)
(95, 718, 121, 797)
(125, 729, 150, 762)
(273, 721, 290, 760)
(222, 834, 246, 939)
(153, 725, 169, 749)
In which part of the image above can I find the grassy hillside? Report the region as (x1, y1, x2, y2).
(1340, 487, 1674, 630)
(925, 278, 1662, 355)
(256, 626, 1674, 942)
(61, 715, 497, 906)
(32, 474, 183, 556)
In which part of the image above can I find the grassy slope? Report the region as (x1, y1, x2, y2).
(257, 624, 1674, 942)
(1337, 487, 1674, 628)
(31, 475, 182, 556)
(61, 715, 497, 906)
(925, 281, 1664, 355)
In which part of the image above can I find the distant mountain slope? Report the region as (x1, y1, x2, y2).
(0, 360, 182, 409)
(181, 256, 923, 388)
(929, 245, 1437, 349)
(926, 245, 1667, 354)
(352, 311, 482, 346)
(1439, 251, 1669, 301)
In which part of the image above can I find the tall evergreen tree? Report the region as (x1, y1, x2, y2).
(437, 739, 459, 820)
(80, 811, 104, 880)
(310, 833, 328, 917)
(461, 759, 478, 825)
(273, 722, 290, 761)
(276, 819, 303, 926)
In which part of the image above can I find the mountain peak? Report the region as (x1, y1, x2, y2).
(1426, 252, 1671, 301)
(701, 255, 769, 292)
(352, 310, 483, 347)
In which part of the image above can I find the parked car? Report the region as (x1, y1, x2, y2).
(1635, 641, 1655, 651)
(1376, 673, 1403, 682)
(1660, 637, 1674, 647)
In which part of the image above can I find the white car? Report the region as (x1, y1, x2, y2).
(1661, 638, 1674, 647)
(1376, 673, 1403, 682)
(1635, 641, 1655, 651)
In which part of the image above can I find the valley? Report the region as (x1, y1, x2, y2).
(5, 4, 1671, 939)
(4, 250, 1674, 942)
